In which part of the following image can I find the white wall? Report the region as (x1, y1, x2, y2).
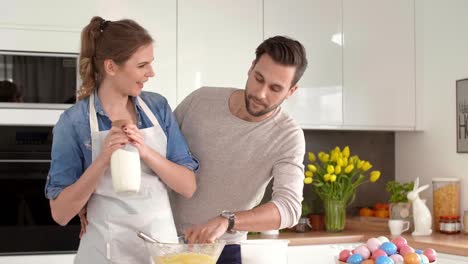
(396, 0, 468, 214)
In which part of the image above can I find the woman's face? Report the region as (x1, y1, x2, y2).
(113, 43, 155, 97)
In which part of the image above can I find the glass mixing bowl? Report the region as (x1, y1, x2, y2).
(143, 238, 226, 264)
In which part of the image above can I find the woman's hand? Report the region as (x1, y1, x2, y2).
(122, 124, 151, 159)
(97, 126, 129, 166)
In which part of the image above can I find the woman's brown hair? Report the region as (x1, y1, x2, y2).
(77, 16, 153, 100)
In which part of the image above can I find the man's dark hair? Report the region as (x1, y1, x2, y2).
(254, 36, 308, 87)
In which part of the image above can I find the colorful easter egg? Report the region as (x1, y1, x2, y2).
(367, 238, 382, 252)
(375, 256, 394, 264)
(390, 236, 407, 251)
(404, 252, 421, 264)
(423, 248, 437, 262)
(380, 242, 397, 256)
(372, 249, 387, 260)
(399, 245, 415, 257)
(377, 236, 390, 244)
(339, 249, 353, 262)
(347, 253, 364, 264)
(354, 245, 371, 260)
(389, 253, 404, 263)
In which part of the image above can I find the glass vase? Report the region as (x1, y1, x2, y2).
(324, 199, 346, 232)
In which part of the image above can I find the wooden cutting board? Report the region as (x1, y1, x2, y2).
(345, 216, 389, 232)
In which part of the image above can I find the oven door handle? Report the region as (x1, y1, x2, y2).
(0, 159, 51, 163)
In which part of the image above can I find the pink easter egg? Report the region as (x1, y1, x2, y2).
(338, 249, 352, 262)
(423, 248, 437, 262)
(354, 245, 371, 259)
(399, 245, 415, 257)
(367, 238, 382, 252)
(391, 236, 408, 250)
(390, 253, 404, 263)
(372, 249, 387, 260)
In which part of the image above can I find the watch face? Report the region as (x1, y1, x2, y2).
(222, 211, 234, 218)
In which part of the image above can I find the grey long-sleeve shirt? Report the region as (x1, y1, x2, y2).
(172, 87, 305, 243)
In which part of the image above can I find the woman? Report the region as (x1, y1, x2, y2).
(44, 16, 198, 263)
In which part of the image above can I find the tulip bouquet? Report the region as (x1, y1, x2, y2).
(304, 146, 381, 231)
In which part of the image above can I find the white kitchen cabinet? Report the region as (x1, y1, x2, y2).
(342, 0, 416, 130)
(0, 0, 177, 108)
(264, 0, 343, 128)
(176, 0, 263, 104)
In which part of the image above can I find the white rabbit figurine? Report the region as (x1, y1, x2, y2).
(407, 177, 432, 236)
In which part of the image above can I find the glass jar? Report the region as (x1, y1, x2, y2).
(432, 178, 460, 231)
(439, 216, 461, 234)
(464, 211, 468, 234)
(295, 217, 311, 233)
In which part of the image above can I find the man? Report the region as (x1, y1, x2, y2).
(172, 35, 308, 264)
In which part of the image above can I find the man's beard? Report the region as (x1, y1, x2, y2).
(244, 92, 284, 117)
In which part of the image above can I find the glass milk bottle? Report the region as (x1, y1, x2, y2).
(110, 119, 141, 193)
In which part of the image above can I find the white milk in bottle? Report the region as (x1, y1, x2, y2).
(110, 120, 141, 193)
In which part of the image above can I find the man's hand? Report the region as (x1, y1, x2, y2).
(184, 216, 229, 244)
(78, 206, 88, 239)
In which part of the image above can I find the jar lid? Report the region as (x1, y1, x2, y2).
(432, 177, 460, 182)
(441, 215, 459, 220)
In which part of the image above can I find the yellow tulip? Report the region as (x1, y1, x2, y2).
(308, 152, 316, 162)
(342, 146, 350, 158)
(330, 174, 337, 182)
(331, 152, 339, 162)
(350, 155, 359, 164)
(344, 164, 354, 174)
(318, 152, 326, 158)
(362, 161, 372, 171)
(337, 158, 344, 167)
(343, 157, 348, 166)
(327, 165, 334, 174)
(357, 160, 365, 169)
(307, 164, 317, 172)
(304, 177, 313, 184)
(334, 146, 341, 153)
(305, 171, 313, 177)
(370, 170, 381, 182)
(324, 174, 331, 182)
(322, 154, 330, 162)
(334, 165, 342, 174)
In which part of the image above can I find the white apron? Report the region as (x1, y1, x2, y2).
(74, 94, 178, 264)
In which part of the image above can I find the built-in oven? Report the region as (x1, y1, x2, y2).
(0, 126, 80, 255)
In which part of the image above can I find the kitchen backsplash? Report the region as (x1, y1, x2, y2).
(262, 130, 395, 215)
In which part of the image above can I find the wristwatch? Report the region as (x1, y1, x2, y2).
(220, 210, 236, 234)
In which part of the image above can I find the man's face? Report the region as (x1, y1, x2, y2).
(244, 54, 298, 117)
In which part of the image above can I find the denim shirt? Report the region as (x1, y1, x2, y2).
(44, 91, 199, 200)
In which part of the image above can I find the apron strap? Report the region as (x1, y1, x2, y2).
(137, 96, 161, 129)
(89, 93, 99, 133)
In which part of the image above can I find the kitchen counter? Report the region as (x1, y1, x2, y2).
(248, 230, 468, 256)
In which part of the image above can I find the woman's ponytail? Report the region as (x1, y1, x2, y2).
(77, 16, 104, 100)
